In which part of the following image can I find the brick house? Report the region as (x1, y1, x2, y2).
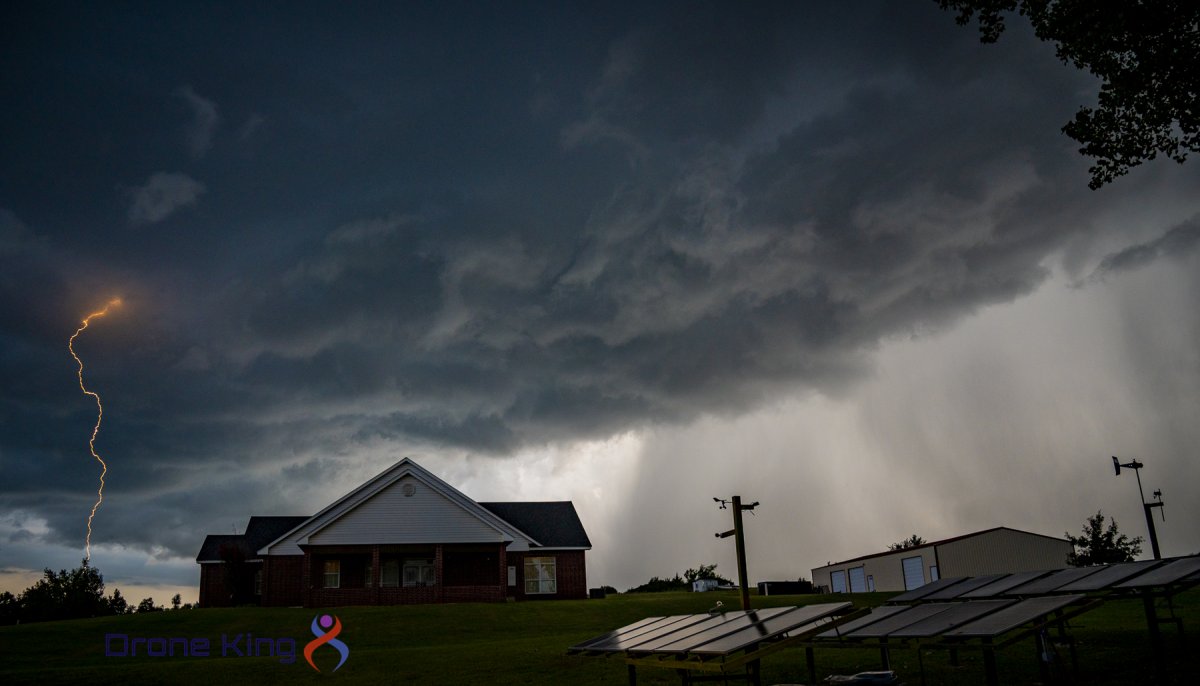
(195, 458, 591, 607)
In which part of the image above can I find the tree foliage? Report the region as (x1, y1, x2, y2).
(17, 559, 109, 623)
(1065, 510, 1143, 566)
(888, 534, 927, 551)
(936, 1, 1199, 188)
(683, 563, 733, 585)
(0, 560, 139, 624)
(136, 597, 164, 613)
(625, 574, 687, 594)
(107, 588, 129, 615)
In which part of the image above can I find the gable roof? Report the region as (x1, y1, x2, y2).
(818, 526, 1069, 568)
(257, 458, 541, 555)
(195, 459, 593, 560)
(479, 502, 592, 549)
(195, 516, 308, 562)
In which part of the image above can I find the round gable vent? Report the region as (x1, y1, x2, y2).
(402, 482, 417, 497)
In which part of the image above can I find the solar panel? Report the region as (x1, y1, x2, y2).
(569, 615, 675, 650)
(922, 574, 1009, 600)
(887, 600, 1014, 638)
(816, 605, 911, 639)
(1115, 556, 1200, 589)
(1055, 560, 1162, 592)
(886, 577, 969, 603)
(1005, 566, 1105, 595)
(944, 594, 1086, 638)
(632, 607, 794, 653)
(958, 570, 1054, 598)
(575, 612, 739, 653)
(687, 602, 853, 655)
(844, 603, 954, 638)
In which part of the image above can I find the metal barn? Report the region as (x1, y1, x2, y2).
(811, 527, 1072, 593)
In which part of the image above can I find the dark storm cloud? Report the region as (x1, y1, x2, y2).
(1, 0, 1198, 568)
(1091, 214, 1200, 278)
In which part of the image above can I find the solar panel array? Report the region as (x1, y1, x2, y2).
(570, 554, 1198, 685)
(883, 555, 1200, 604)
(569, 602, 852, 658)
(821, 554, 1200, 643)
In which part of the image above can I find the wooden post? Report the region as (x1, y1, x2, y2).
(732, 495, 750, 611)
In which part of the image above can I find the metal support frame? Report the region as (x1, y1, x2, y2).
(1130, 581, 1195, 683)
(805, 598, 1103, 686)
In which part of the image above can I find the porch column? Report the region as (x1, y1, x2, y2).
(261, 557, 270, 606)
(435, 545, 444, 603)
(498, 543, 507, 601)
(302, 550, 312, 607)
(371, 545, 380, 604)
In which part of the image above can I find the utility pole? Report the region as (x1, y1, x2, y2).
(1112, 456, 1165, 559)
(714, 495, 758, 611)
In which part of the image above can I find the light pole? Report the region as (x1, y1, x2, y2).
(1112, 456, 1165, 559)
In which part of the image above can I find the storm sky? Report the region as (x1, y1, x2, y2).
(2, 2, 1198, 603)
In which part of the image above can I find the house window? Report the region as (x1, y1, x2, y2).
(323, 560, 341, 589)
(524, 556, 557, 594)
(382, 559, 401, 587)
(254, 569, 263, 596)
(403, 559, 436, 587)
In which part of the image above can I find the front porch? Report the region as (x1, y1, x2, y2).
(299, 542, 508, 606)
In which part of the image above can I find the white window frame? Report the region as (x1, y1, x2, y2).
(403, 558, 436, 587)
(323, 559, 341, 589)
(524, 556, 557, 595)
(254, 568, 263, 595)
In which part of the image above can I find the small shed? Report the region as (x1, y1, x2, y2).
(692, 578, 720, 592)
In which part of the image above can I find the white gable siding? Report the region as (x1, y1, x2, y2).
(309, 476, 510, 545)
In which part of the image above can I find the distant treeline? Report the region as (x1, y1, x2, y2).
(625, 563, 734, 593)
(0, 559, 186, 625)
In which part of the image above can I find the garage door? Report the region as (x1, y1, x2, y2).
(830, 569, 847, 593)
(902, 556, 925, 591)
(848, 566, 867, 593)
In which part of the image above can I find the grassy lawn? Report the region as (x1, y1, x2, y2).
(1, 589, 1196, 685)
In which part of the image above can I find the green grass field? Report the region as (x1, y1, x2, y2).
(1, 589, 1196, 685)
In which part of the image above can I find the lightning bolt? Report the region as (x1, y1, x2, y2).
(68, 298, 122, 561)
